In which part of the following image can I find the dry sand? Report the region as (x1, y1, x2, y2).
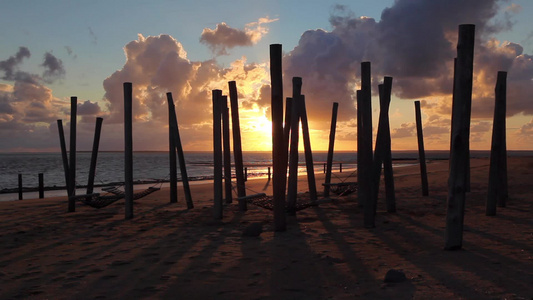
(0, 157, 531, 299)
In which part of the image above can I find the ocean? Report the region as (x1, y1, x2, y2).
(1, 150, 531, 201)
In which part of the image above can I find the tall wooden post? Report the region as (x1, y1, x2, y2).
(68, 96, 77, 212)
(168, 95, 178, 204)
(356, 90, 363, 207)
(445, 24, 475, 250)
(415, 101, 429, 196)
(18, 174, 22, 200)
(212, 90, 223, 219)
(286, 97, 299, 215)
(222, 96, 233, 204)
(87, 117, 103, 195)
(57, 120, 70, 195)
(270, 44, 286, 231)
(324, 102, 339, 197)
(360, 62, 374, 228)
(124, 82, 134, 220)
(38, 173, 44, 199)
(487, 71, 508, 215)
(300, 95, 317, 202)
(167, 93, 193, 209)
(228, 81, 247, 210)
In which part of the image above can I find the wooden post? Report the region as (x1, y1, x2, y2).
(415, 101, 429, 196)
(340, 163, 342, 173)
(212, 90, 223, 219)
(228, 81, 247, 210)
(268, 167, 271, 180)
(124, 82, 134, 220)
(445, 24, 475, 250)
(270, 44, 286, 231)
(18, 174, 22, 200)
(360, 62, 374, 228)
(167, 93, 194, 209)
(244, 167, 248, 181)
(324, 102, 339, 197)
(68, 96, 77, 212)
(168, 94, 178, 204)
(221, 96, 233, 204)
(287, 96, 299, 214)
(38, 173, 44, 199)
(487, 71, 508, 215)
(381, 78, 396, 212)
(87, 117, 103, 196)
(356, 90, 363, 207)
(300, 95, 317, 202)
(57, 120, 70, 195)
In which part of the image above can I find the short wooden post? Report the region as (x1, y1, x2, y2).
(167, 93, 193, 209)
(415, 101, 429, 196)
(381, 78, 396, 212)
(270, 44, 286, 231)
(323, 163, 326, 174)
(87, 117, 103, 196)
(168, 94, 178, 204)
(268, 167, 271, 180)
(360, 62, 374, 228)
(244, 167, 248, 181)
(445, 24, 475, 250)
(300, 95, 317, 202)
(222, 96, 233, 204)
(57, 120, 70, 195)
(124, 83, 134, 220)
(212, 90, 223, 219)
(228, 81, 247, 210)
(287, 96, 299, 214)
(324, 102, 339, 197)
(38, 173, 44, 198)
(487, 71, 508, 215)
(18, 174, 22, 200)
(340, 163, 342, 173)
(68, 96, 77, 212)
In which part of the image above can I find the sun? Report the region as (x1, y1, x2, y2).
(240, 111, 272, 151)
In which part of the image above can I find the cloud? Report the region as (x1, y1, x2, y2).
(88, 27, 97, 45)
(200, 17, 277, 55)
(0, 47, 36, 83)
(41, 52, 66, 83)
(391, 122, 416, 138)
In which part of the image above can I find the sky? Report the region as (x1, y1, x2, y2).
(1, 0, 532, 152)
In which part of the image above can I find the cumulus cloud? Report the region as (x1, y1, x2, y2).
(200, 17, 278, 55)
(41, 52, 66, 83)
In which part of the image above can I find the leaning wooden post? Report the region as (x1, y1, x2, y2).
(445, 24, 475, 250)
(487, 71, 508, 215)
(38, 173, 44, 199)
(270, 44, 286, 231)
(286, 97, 299, 214)
(68, 96, 77, 212)
(381, 77, 396, 212)
(299, 95, 317, 202)
(228, 81, 247, 210)
(168, 94, 178, 204)
(323, 102, 339, 197)
(124, 82, 134, 220)
(414, 101, 429, 196)
(222, 95, 233, 204)
(360, 62, 374, 228)
(212, 90, 223, 219)
(57, 120, 70, 195)
(167, 93, 194, 209)
(18, 174, 23, 200)
(87, 117, 103, 196)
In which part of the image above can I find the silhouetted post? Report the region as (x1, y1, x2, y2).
(324, 102, 339, 197)
(415, 101, 429, 196)
(487, 71, 508, 215)
(244, 167, 248, 181)
(340, 163, 342, 173)
(167, 93, 193, 209)
(38, 173, 44, 199)
(57, 120, 70, 195)
(381, 78, 396, 212)
(124, 83, 134, 220)
(68, 96, 77, 212)
(168, 95, 178, 204)
(228, 81, 247, 210)
(87, 117, 103, 196)
(284, 98, 293, 149)
(445, 24, 475, 250)
(298, 95, 317, 202)
(18, 174, 22, 200)
(287, 96, 299, 214)
(268, 167, 271, 180)
(356, 90, 362, 206)
(360, 62, 374, 228)
(212, 90, 223, 219)
(372, 77, 396, 212)
(270, 44, 286, 231)
(222, 96, 233, 204)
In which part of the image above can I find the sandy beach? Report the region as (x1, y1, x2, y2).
(0, 157, 531, 299)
